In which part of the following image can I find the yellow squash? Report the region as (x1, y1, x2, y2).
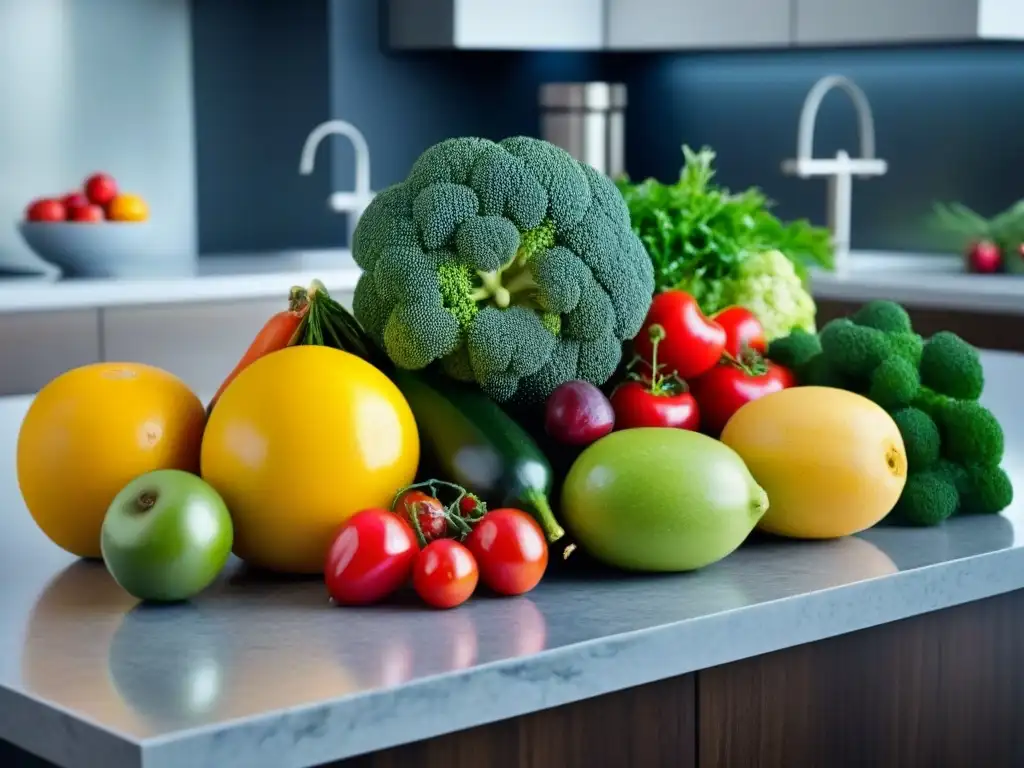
(720, 386, 907, 539)
(201, 345, 419, 574)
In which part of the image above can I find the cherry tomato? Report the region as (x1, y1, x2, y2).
(610, 380, 700, 431)
(458, 493, 486, 519)
(689, 360, 794, 436)
(324, 508, 419, 606)
(413, 539, 479, 609)
(394, 489, 448, 542)
(713, 306, 766, 358)
(465, 508, 548, 596)
(633, 291, 726, 380)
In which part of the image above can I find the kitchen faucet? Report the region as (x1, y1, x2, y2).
(299, 120, 375, 246)
(782, 75, 888, 275)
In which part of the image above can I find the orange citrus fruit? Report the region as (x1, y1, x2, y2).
(107, 193, 149, 222)
(201, 345, 419, 574)
(17, 363, 206, 558)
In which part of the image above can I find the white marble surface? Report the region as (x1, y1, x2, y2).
(0, 250, 361, 314)
(0, 350, 1022, 767)
(810, 250, 1024, 314)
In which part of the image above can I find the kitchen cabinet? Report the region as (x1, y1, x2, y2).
(0, 310, 101, 397)
(386, 0, 604, 50)
(793, 0, 1024, 45)
(605, 0, 791, 50)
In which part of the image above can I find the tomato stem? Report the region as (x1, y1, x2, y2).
(721, 346, 769, 377)
(390, 479, 487, 543)
(626, 323, 688, 397)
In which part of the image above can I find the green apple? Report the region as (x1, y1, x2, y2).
(101, 469, 233, 602)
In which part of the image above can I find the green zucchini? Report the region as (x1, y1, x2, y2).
(391, 369, 565, 543)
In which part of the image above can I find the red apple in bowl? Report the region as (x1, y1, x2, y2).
(25, 198, 66, 222)
(69, 204, 105, 223)
(84, 173, 118, 207)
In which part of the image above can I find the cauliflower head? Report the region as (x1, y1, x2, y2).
(727, 250, 817, 341)
(351, 135, 655, 403)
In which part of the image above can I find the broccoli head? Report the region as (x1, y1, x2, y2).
(351, 136, 655, 403)
(934, 399, 1004, 466)
(850, 300, 912, 334)
(889, 407, 940, 471)
(889, 471, 960, 526)
(766, 328, 822, 374)
(869, 357, 920, 410)
(958, 463, 1014, 515)
(819, 318, 889, 383)
(919, 331, 984, 400)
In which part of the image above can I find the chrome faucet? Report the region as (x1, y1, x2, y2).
(299, 120, 375, 246)
(781, 75, 888, 275)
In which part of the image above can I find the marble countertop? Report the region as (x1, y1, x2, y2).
(1, 248, 1022, 318)
(0, 250, 361, 314)
(810, 251, 1024, 314)
(2, 351, 1023, 768)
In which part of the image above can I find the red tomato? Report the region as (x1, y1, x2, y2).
(689, 360, 794, 436)
(324, 508, 419, 606)
(633, 291, 726, 380)
(610, 380, 700, 431)
(465, 508, 548, 596)
(413, 539, 479, 609)
(394, 490, 448, 542)
(713, 306, 766, 357)
(458, 493, 486, 519)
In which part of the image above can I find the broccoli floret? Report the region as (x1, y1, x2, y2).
(352, 135, 654, 403)
(869, 357, 920, 410)
(889, 407, 940, 471)
(919, 331, 984, 400)
(851, 300, 912, 333)
(889, 471, 960, 526)
(801, 354, 852, 388)
(819, 318, 889, 381)
(766, 328, 822, 373)
(958, 463, 1014, 515)
(887, 332, 924, 367)
(935, 399, 1004, 466)
(789, 299, 1011, 527)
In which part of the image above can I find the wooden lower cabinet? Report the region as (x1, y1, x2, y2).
(336, 588, 1024, 768)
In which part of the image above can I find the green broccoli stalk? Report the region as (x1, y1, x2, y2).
(351, 136, 655, 403)
(765, 299, 1013, 525)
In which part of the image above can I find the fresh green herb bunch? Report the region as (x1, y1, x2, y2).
(767, 300, 1013, 526)
(615, 145, 834, 311)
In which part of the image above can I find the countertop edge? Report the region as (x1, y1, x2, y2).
(0, 686, 141, 767)
(135, 545, 1024, 768)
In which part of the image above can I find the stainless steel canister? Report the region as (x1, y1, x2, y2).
(539, 82, 627, 178)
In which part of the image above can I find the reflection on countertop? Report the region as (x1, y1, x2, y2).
(0, 250, 361, 314)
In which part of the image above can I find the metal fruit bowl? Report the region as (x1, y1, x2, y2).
(16, 221, 164, 278)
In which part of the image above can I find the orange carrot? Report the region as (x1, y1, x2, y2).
(207, 287, 309, 413)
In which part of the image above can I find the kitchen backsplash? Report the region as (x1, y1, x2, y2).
(202, 1, 1022, 256)
(0, 0, 196, 269)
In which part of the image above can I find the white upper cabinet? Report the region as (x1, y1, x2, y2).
(386, 0, 1024, 51)
(793, 0, 1024, 45)
(605, 0, 792, 50)
(386, 0, 605, 50)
